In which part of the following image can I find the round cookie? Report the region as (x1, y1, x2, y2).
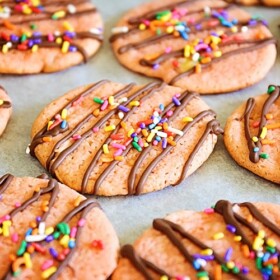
(224, 85, 280, 184)
(225, 0, 280, 6)
(0, 173, 119, 279)
(0, 85, 12, 136)
(29, 80, 223, 196)
(0, 0, 103, 74)
(110, 0, 277, 94)
(112, 200, 280, 280)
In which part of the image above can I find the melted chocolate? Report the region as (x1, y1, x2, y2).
(121, 200, 280, 279)
(243, 85, 280, 163)
(0, 100, 11, 109)
(0, 174, 100, 279)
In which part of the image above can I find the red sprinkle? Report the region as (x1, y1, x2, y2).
(91, 240, 104, 250)
(252, 121, 260, 128)
(32, 243, 46, 253)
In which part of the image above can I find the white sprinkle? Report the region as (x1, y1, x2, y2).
(204, 6, 211, 14)
(3, 6, 11, 13)
(118, 112, 124, 119)
(167, 126, 184, 136)
(6, 42, 12, 48)
(153, 116, 161, 124)
(196, 258, 207, 267)
(38, 222, 46, 235)
(119, 97, 128, 103)
(90, 28, 102, 35)
(54, 31, 61, 37)
(153, 111, 159, 117)
(156, 131, 167, 138)
(192, 52, 200, 62)
(175, 25, 185, 32)
(257, 251, 264, 257)
(111, 26, 129, 34)
(241, 26, 248, 33)
(26, 235, 46, 243)
(25, 145, 30, 154)
(67, 4, 76, 14)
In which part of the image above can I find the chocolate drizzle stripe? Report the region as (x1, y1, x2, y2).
(30, 80, 109, 156)
(81, 82, 165, 194)
(134, 109, 217, 195)
(45, 83, 135, 171)
(169, 38, 276, 85)
(0, 174, 14, 195)
(0, 100, 12, 109)
(97, 90, 194, 195)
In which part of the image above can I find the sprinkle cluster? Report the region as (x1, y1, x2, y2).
(91, 94, 193, 162)
(250, 85, 278, 160)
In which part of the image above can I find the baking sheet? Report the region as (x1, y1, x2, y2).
(0, 1, 279, 245)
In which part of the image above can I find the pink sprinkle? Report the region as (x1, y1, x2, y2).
(54, 114, 62, 120)
(143, 20, 150, 26)
(138, 139, 144, 148)
(100, 99, 108, 111)
(204, 208, 214, 214)
(49, 119, 61, 130)
(175, 93, 181, 98)
(11, 233, 19, 243)
(114, 149, 123, 156)
(47, 33, 55, 42)
(78, 218, 86, 227)
(93, 127, 99, 133)
(15, 202, 21, 208)
(166, 110, 173, 117)
(72, 134, 81, 140)
(188, 18, 195, 24)
(63, 248, 70, 255)
(41, 260, 54, 271)
(178, 8, 187, 16)
(152, 140, 159, 146)
(111, 143, 126, 150)
(249, 251, 255, 259)
(195, 43, 209, 52)
(136, 128, 141, 133)
(70, 227, 77, 238)
(0, 215, 10, 224)
(165, 47, 172, 53)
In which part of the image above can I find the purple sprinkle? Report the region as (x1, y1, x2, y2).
(195, 24, 202, 30)
(69, 46, 77, 52)
(36, 216, 42, 222)
(131, 132, 137, 138)
(162, 138, 167, 149)
(248, 19, 257, 26)
(46, 235, 54, 243)
(33, 38, 42, 44)
(172, 96, 181, 106)
(32, 31, 42, 37)
(118, 105, 130, 113)
(241, 267, 249, 274)
(10, 34, 19, 42)
(160, 118, 168, 123)
(226, 224, 236, 233)
(64, 31, 76, 38)
(28, 40, 34, 48)
(261, 19, 268, 26)
(224, 248, 233, 262)
(193, 254, 215, 261)
(152, 63, 160, 70)
(140, 123, 146, 129)
(49, 247, 58, 258)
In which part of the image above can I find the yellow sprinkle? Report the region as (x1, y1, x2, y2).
(129, 100, 140, 107)
(101, 155, 114, 163)
(199, 277, 209, 280)
(259, 127, 267, 139)
(139, 23, 146, 30)
(55, 37, 62, 44)
(31, 44, 38, 53)
(213, 232, 224, 240)
(45, 227, 54, 235)
(73, 196, 83, 207)
(154, 126, 162, 131)
(265, 114, 273, 120)
(108, 96, 115, 105)
(182, 117, 193, 122)
(201, 249, 213, 255)
(0, 228, 2, 234)
(214, 51, 222, 58)
(258, 230, 265, 238)
(93, 109, 100, 117)
(3, 220, 11, 237)
(160, 276, 168, 280)
(115, 156, 124, 161)
(2, 44, 8, 54)
(60, 235, 70, 248)
(142, 129, 148, 137)
(0, 99, 3, 105)
(211, 35, 221, 44)
(61, 109, 68, 120)
(52, 10, 66, 19)
(231, 26, 238, 33)
(144, 143, 149, 148)
(23, 253, 32, 268)
(253, 236, 264, 250)
(166, 26, 174, 33)
(23, 6, 32, 14)
(147, 131, 155, 142)
(61, 41, 70, 53)
(127, 129, 134, 137)
(234, 235, 242, 242)
(184, 45, 191, 58)
(103, 144, 109, 154)
(252, 136, 258, 142)
(31, 0, 40, 6)
(63, 21, 74, 32)
(42, 266, 57, 279)
(226, 261, 235, 269)
(121, 121, 127, 130)
(104, 125, 116, 132)
(266, 238, 276, 248)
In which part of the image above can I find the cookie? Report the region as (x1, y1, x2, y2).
(110, 0, 277, 94)
(112, 199, 280, 280)
(224, 85, 280, 184)
(225, 0, 280, 6)
(0, 173, 119, 279)
(0, 85, 12, 136)
(0, 0, 103, 74)
(29, 80, 223, 196)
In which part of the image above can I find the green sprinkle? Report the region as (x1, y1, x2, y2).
(17, 240, 27, 256)
(132, 141, 142, 152)
(93, 97, 104, 104)
(267, 85, 276, 94)
(13, 270, 21, 277)
(256, 257, 263, 270)
(156, 10, 170, 19)
(266, 246, 276, 253)
(196, 271, 208, 277)
(53, 231, 61, 239)
(260, 153, 269, 159)
(57, 222, 70, 235)
(21, 34, 27, 42)
(221, 264, 230, 272)
(232, 266, 240, 274)
(156, 29, 161, 35)
(133, 137, 139, 143)
(30, 23, 37, 30)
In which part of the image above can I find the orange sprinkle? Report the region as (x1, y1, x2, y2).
(74, 196, 83, 207)
(93, 109, 100, 117)
(27, 246, 35, 254)
(3, 20, 16, 30)
(32, 228, 38, 235)
(261, 139, 275, 145)
(266, 123, 280, 129)
(42, 206, 49, 212)
(142, 129, 148, 137)
(256, 32, 265, 40)
(144, 53, 160, 60)
(264, 257, 278, 266)
(163, 123, 168, 130)
(9, 254, 16, 262)
(121, 121, 127, 130)
(273, 266, 279, 273)
(201, 57, 212, 64)
(35, 186, 41, 192)
(101, 155, 114, 163)
(214, 264, 222, 280)
(43, 136, 52, 142)
(195, 64, 202, 74)
(115, 156, 124, 161)
(167, 138, 176, 146)
(242, 244, 250, 258)
(30, 221, 37, 228)
(265, 114, 273, 120)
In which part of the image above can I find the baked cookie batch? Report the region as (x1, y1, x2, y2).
(0, 0, 280, 279)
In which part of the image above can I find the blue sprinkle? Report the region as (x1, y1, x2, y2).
(155, 136, 161, 142)
(68, 240, 76, 249)
(253, 147, 260, 153)
(25, 228, 33, 237)
(148, 123, 156, 129)
(60, 120, 67, 129)
(193, 259, 201, 270)
(159, 104, 164, 111)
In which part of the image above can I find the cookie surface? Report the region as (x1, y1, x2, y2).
(225, 0, 280, 6)
(0, 173, 119, 279)
(112, 200, 280, 279)
(224, 85, 280, 184)
(0, 0, 103, 74)
(0, 86, 12, 136)
(110, 0, 277, 94)
(29, 80, 223, 196)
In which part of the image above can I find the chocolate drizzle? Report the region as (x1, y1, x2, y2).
(120, 200, 280, 279)
(0, 174, 100, 279)
(0, 100, 12, 109)
(243, 85, 280, 163)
